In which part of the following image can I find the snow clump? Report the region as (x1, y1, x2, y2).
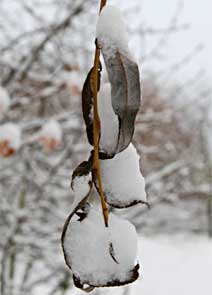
(39, 119, 62, 152)
(63, 206, 138, 287)
(0, 123, 21, 157)
(96, 5, 129, 57)
(98, 83, 119, 156)
(100, 143, 146, 207)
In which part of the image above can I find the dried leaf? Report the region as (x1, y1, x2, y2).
(81, 64, 101, 146)
(82, 51, 140, 159)
(109, 242, 119, 264)
(71, 156, 93, 189)
(68, 159, 93, 227)
(101, 50, 141, 153)
(73, 276, 95, 293)
(73, 264, 139, 290)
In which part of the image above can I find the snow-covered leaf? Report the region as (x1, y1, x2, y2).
(97, 6, 141, 154)
(98, 144, 147, 208)
(71, 157, 93, 212)
(107, 52, 141, 153)
(61, 206, 139, 291)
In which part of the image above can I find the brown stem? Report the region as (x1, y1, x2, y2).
(99, 0, 107, 11)
(91, 0, 108, 227)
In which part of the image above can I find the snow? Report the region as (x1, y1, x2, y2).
(96, 5, 129, 57)
(38, 119, 62, 151)
(96, 7, 140, 158)
(98, 83, 119, 156)
(132, 235, 212, 295)
(0, 123, 21, 150)
(63, 207, 138, 286)
(0, 86, 10, 114)
(100, 144, 146, 207)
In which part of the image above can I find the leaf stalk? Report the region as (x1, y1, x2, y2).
(91, 0, 108, 227)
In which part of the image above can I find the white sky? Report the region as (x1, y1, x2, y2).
(110, 0, 212, 83)
(138, 0, 212, 82)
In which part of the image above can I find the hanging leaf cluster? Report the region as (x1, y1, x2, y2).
(61, 3, 147, 292)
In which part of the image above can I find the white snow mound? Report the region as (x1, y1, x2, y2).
(63, 207, 138, 286)
(100, 144, 146, 207)
(96, 5, 129, 56)
(99, 83, 119, 155)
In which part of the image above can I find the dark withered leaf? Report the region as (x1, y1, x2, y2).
(75, 211, 88, 222)
(71, 155, 93, 190)
(102, 50, 141, 154)
(64, 157, 93, 241)
(81, 64, 101, 146)
(93, 179, 149, 209)
(105, 198, 150, 210)
(73, 275, 95, 293)
(93, 184, 149, 209)
(109, 242, 119, 264)
(72, 264, 139, 291)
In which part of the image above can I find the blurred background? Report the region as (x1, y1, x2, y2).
(0, 0, 211, 294)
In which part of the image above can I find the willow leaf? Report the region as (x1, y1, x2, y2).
(102, 50, 141, 153)
(81, 64, 101, 146)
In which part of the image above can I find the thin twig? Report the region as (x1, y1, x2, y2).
(91, 0, 108, 227)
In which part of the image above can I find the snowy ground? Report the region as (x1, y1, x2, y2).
(67, 234, 212, 295)
(133, 235, 212, 295)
